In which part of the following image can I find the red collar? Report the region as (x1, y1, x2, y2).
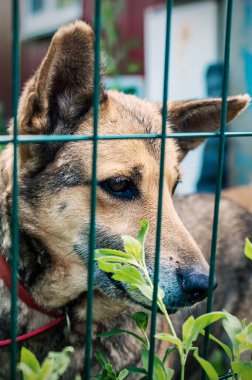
(0, 251, 65, 347)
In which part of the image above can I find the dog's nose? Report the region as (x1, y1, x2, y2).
(178, 270, 218, 303)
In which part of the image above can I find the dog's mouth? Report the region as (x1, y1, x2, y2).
(98, 271, 183, 315)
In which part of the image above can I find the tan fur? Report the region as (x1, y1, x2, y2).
(0, 21, 250, 379)
(223, 185, 252, 213)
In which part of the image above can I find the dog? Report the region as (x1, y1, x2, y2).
(0, 20, 250, 379)
(171, 188, 252, 379)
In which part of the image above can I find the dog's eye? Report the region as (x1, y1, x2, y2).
(100, 177, 139, 200)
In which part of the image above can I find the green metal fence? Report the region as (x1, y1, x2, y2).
(5, 0, 252, 379)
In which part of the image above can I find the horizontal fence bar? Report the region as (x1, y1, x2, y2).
(0, 131, 252, 144)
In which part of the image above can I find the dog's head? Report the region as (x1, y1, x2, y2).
(2, 21, 249, 317)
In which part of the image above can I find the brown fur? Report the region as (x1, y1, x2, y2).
(0, 21, 250, 379)
(171, 193, 252, 379)
(223, 185, 252, 213)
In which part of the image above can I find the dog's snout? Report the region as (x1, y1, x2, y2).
(178, 270, 217, 303)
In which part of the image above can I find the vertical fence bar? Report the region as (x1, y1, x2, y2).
(10, 0, 20, 379)
(84, 0, 101, 377)
(202, 1, 233, 379)
(148, 1, 173, 379)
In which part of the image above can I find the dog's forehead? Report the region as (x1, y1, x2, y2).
(77, 90, 177, 158)
(73, 90, 179, 180)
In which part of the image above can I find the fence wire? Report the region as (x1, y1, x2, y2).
(4, 0, 249, 379)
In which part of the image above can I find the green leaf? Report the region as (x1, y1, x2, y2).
(131, 312, 149, 332)
(135, 284, 153, 301)
(97, 261, 122, 274)
(96, 255, 138, 265)
(95, 249, 138, 265)
(193, 350, 218, 380)
(20, 347, 40, 374)
(122, 235, 142, 260)
(200, 330, 233, 360)
(244, 238, 252, 260)
(117, 369, 129, 380)
(162, 347, 176, 365)
(47, 346, 74, 377)
(95, 350, 108, 367)
(141, 348, 173, 380)
(157, 287, 165, 300)
(37, 360, 54, 380)
(99, 328, 147, 346)
(126, 367, 148, 375)
(155, 333, 183, 353)
(184, 312, 226, 351)
(137, 220, 149, 260)
(141, 348, 149, 371)
(182, 316, 195, 342)
(18, 364, 37, 380)
(222, 311, 243, 352)
(165, 367, 174, 380)
(112, 265, 146, 287)
(236, 332, 248, 344)
(232, 360, 252, 380)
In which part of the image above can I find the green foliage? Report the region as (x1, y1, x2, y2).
(18, 346, 74, 380)
(131, 312, 149, 332)
(95, 220, 165, 305)
(141, 348, 174, 380)
(19, 225, 252, 380)
(93, 351, 129, 380)
(222, 311, 252, 380)
(101, 0, 141, 75)
(94, 220, 252, 380)
(244, 238, 252, 260)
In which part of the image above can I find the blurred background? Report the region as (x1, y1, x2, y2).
(0, 0, 251, 194)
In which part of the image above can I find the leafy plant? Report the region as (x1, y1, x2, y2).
(18, 346, 75, 380)
(94, 221, 252, 380)
(244, 238, 252, 260)
(222, 311, 252, 380)
(101, 0, 141, 75)
(93, 351, 129, 380)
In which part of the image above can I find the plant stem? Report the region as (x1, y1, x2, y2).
(141, 260, 177, 338)
(158, 300, 177, 338)
(142, 329, 150, 350)
(180, 362, 185, 380)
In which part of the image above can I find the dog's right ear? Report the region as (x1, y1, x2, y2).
(18, 21, 106, 135)
(168, 95, 250, 161)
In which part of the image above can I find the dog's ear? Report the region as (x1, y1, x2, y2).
(18, 21, 106, 135)
(168, 95, 250, 160)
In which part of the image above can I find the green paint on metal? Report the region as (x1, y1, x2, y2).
(148, 1, 173, 379)
(7, 0, 250, 379)
(202, 1, 234, 380)
(11, 0, 20, 378)
(84, 0, 102, 378)
(1, 131, 252, 145)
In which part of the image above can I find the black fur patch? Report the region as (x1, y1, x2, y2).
(19, 231, 52, 290)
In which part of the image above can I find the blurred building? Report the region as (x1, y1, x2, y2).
(0, 0, 163, 119)
(0, 0, 251, 191)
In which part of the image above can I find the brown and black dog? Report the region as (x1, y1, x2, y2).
(0, 21, 251, 379)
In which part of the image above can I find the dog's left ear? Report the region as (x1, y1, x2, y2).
(18, 20, 106, 135)
(168, 95, 250, 160)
